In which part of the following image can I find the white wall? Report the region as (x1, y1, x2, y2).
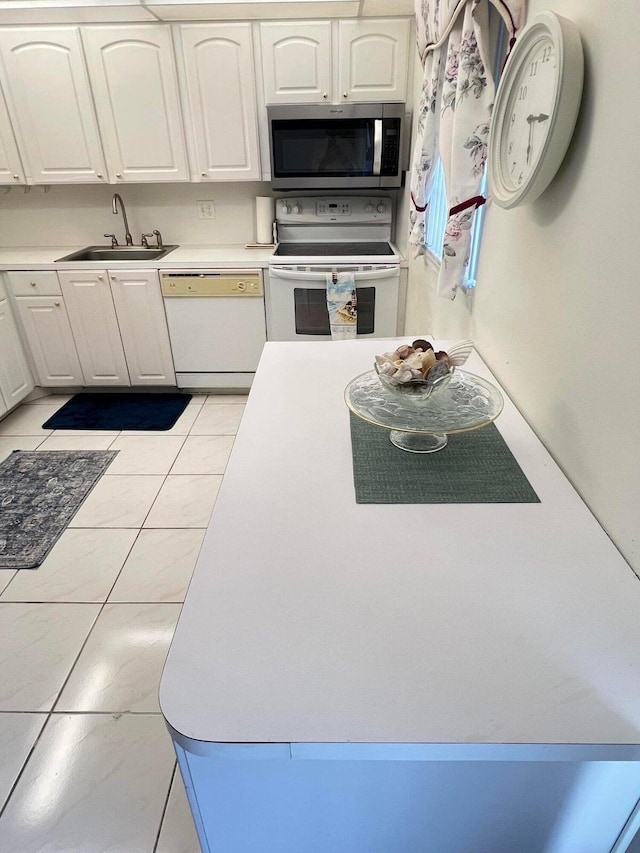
(0, 182, 273, 247)
(406, 0, 640, 573)
(0, 182, 407, 249)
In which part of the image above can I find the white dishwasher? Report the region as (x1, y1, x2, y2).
(160, 269, 267, 389)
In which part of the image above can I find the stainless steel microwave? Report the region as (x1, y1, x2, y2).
(267, 103, 407, 190)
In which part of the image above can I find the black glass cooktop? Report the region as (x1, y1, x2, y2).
(274, 242, 394, 257)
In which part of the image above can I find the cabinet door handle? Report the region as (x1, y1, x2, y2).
(111, 275, 116, 281)
(13, 175, 19, 180)
(116, 173, 122, 179)
(343, 92, 348, 98)
(98, 275, 104, 280)
(30, 281, 37, 287)
(97, 173, 103, 179)
(54, 301, 60, 307)
(322, 92, 328, 99)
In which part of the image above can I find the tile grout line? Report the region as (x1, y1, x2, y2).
(0, 711, 52, 822)
(0, 709, 164, 715)
(153, 761, 178, 853)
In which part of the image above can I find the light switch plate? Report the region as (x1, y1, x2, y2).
(197, 200, 215, 219)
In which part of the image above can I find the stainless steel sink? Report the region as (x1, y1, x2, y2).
(55, 245, 178, 262)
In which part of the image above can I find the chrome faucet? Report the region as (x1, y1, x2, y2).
(112, 193, 133, 246)
(141, 229, 163, 249)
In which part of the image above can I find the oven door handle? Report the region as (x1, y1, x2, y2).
(269, 265, 398, 282)
(373, 119, 383, 176)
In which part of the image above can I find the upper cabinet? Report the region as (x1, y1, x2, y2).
(260, 21, 332, 105)
(177, 23, 260, 181)
(0, 27, 107, 183)
(337, 19, 410, 103)
(82, 25, 189, 183)
(0, 17, 409, 185)
(0, 87, 24, 185)
(260, 18, 411, 105)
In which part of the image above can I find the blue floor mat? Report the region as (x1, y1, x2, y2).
(42, 392, 192, 431)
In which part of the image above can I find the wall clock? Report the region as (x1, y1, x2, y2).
(487, 11, 584, 209)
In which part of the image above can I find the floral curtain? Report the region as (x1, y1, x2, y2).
(410, 0, 526, 300)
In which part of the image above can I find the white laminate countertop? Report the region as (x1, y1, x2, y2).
(159, 340, 640, 750)
(0, 244, 275, 270)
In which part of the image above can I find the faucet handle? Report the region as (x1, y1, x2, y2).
(141, 233, 154, 248)
(152, 229, 163, 249)
(104, 233, 118, 248)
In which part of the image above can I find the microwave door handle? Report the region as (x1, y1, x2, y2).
(373, 120, 383, 176)
(269, 266, 397, 282)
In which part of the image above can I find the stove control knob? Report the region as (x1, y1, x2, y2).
(292, 204, 302, 214)
(376, 202, 386, 213)
(281, 202, 292, 214)
(365, 203, 375, 213)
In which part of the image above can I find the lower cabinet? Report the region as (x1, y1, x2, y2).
(9, 268, 175, 388)
(58, 270, 130, 386)
(0, 282, 34, 414)
(13, 295, 84, 387)
(109, 270, 175, 386)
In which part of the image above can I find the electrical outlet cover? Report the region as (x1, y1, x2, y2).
(197, 200, 215, 220)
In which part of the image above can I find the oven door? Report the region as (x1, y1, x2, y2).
(266, 265, 399, 341)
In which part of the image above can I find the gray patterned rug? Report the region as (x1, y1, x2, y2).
(0, 450, 117, 569)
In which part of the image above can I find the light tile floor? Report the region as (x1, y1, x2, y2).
(0, 391, 246, 852)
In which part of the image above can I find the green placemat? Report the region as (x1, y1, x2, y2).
(350, 414, 540, 504)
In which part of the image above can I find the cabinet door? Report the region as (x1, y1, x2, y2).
(58, 271, 129, 386)
(338, 19, 410, 103)
(82, 25, 189, 183)
(0, 27, 106, 183)
(14, 296, 84, 387)
(0, 290, 33, 407)
(260, 22, 332, 104)
(0, 85, 24, 185)
(178, 24, 260, 180)
(109, 270, 176, 386)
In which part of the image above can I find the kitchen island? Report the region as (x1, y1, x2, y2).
(160, 340, 640, 853)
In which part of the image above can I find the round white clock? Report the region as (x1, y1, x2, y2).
(487, 11, 584, 208)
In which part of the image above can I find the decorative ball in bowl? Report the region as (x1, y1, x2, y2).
(374, 339, 473, 400)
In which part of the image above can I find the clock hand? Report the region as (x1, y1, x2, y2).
(526, 118, 534, 165)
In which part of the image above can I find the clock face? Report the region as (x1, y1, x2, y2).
(487, 12, 584, 208)
(500, 37, 558, 192)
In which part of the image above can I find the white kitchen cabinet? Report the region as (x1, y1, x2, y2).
(0, 27, 107, 184)
(177, 23, 261, 181)
(109, 270, 175, 386)
(0, 281, 33, 414)
(260, 21, 332, 105)
(9, 267, 176, 389)
(82, 25, 189, 183)
(14, 296, 84, 387)
(0, 86, 24, 185)
(337, 19, 410, 103)
(58, 270, 130, 386)
(260, 18, 410, 105)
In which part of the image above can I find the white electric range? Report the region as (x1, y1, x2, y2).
(266, 196, 401, 341)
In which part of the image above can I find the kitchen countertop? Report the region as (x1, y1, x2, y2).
(0, 243, 408, 271)
(0, 244, 276, 270)
(159, 340, 640, 753)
